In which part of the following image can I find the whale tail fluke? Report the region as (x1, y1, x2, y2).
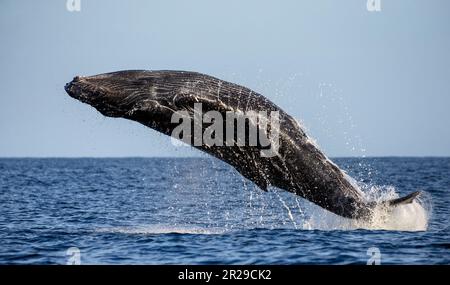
(387, 191, 422, 207)
(361, 191, 423, 221)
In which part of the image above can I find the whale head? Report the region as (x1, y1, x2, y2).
(64, 70, 156, 118)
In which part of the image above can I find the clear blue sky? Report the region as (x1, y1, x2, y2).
(1, 0, 449, 157)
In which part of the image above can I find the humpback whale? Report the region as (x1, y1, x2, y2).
(64, 70, 420, 220)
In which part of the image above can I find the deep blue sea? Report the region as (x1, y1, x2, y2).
(0, 157, 448, 264)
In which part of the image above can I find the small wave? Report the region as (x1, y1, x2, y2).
(95, 224, 227, 235)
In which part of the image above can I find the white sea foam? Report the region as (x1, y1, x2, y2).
(300, 186, 431, 232)
(95, 224, 226, 235)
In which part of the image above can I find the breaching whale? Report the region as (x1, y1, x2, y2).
(64, 70, 420, 220)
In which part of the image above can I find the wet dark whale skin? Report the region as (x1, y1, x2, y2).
(65, 70, 373, 219)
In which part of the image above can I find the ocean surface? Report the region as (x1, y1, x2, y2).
(0, 157, 448, 264)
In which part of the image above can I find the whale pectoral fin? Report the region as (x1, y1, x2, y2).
(255, 179, 269, 192)
(388, 191, 421, 206)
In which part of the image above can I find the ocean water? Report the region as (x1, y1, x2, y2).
(0, 157, 448, 264)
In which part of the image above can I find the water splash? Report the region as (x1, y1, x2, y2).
(274, 190, 298, 229)
(299, 185, 431, 232)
